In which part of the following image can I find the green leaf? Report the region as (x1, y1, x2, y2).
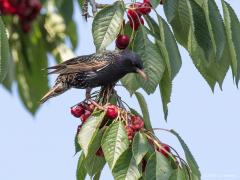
(2, 47, 14, 91)
(84, 153, 105, 177)
(164, 0, 230, 90)
(101, 121, 129, 170)
(84, 129, 106, 177)
(16, 30, 49, 114)
(222, 0, 240, 84)
(76, 153, 87, 180)
(156, 15, 181, 119)
(150, 0, 160, 8)
(0, 17, 10, 83)
(78, 111, 106, 156)
(157, 15, 182, 80)
(169, 168, 189, 180)
(159, 70, 172, 120)
(202, 0, 226, 62)
(134, 92, 153, 132)
(66, 21, 78, 49)
(93, 172, 101, 180)
(132, 132, 150, 165)
(164, 0, 191, 47)
(134, 26, 165, 93)
(170, 130, 201, 178)
(92, 1, 124, 51)
(78, 0, 84, 9)
(129, 108, 142, 117)
(58, 0, 74, 22)
(121, 74, 141, 95)
(112, 150, 141, 180)
(122, 26, 165, 94)
(75, 132, 81, 155)
(144, 152, 174, 180)
(144, 15, 160, 39)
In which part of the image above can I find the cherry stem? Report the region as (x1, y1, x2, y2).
(152, 128, 171, 132)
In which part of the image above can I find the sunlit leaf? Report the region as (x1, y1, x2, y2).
(101, 121, 129, 170)
(92, 1, 124, 51)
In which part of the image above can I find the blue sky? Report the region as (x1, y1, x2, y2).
(0, 0, 240, 180)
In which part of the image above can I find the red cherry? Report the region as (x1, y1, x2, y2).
(1, 1, 16, 14)
(71, 105, 84, 118)
(139, 3, 151, 15)
(95, 147, 104, 157)
(143, 0, 151, 6)
(127, 3, 142, 21)
(84, 110, 92, 118)
(85, 103, 95, 112)
(129, 17, 144, 30)
(127, 9, 140, 22)
(157, 144, 171, 158)
(125, 125, 135, 141)
(116, 35, 130, 49)
(106, 105, 118, 119)
(131, 115, 144, 130)
(80, 110, 91, 122)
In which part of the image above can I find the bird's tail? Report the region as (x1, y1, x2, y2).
(40, 83, 68, 104)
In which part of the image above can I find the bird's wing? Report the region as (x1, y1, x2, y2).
(47, 53, 113, 75)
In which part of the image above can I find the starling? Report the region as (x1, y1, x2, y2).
(40, 50, 147, 103)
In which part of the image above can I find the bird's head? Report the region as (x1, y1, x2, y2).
(120, 50, 147, 80)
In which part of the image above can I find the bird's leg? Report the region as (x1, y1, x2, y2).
(85, 88, 92, 100)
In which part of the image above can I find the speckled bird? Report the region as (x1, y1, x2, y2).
(40, 50, 147, 103)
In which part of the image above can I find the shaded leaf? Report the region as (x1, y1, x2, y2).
(170, 130, 201, 178)
(0, 17, 10, 83)
(159, 70, 172, 120)
(132, 132, 150, 165)
(16, 31, 49, 114)
(144, 152, 174, 180)
(112, 150, 141, 180)
(66, 21, 78, 49)
(78, 111, 106, 156)
(122, 26, 165, 94)
(150, 0, 160, 8)
(169, 168, 189, 180)
(93, 172, 101, 180)
(76, 153, 87, 180)
(135, 92, 152, 132)
(101, 121, 129, 170)
(84, 129, 106, 177)
(202, 0, 226, 61)
(84, 153, 105, 177)
(222, 0, 240, 84)
(157, 15, 182, 80)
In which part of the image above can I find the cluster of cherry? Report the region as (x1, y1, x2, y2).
(72, 102, 171, 160)
(115, 0, 164, 50)
(0, 0, 41, 32)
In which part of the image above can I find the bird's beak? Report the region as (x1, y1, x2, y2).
(136, 68, 147, 80)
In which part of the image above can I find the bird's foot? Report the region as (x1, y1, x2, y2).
(85, 88, 92, 100)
